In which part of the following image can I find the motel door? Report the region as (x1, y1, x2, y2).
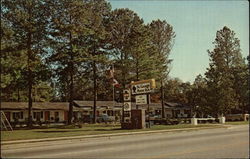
(64, 111, 68, 121)
(45, 111, 50, 121)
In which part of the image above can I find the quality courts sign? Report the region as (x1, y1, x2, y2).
(131, 79, 156, 95)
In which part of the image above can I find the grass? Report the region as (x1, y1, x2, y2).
(1, 123, 223, 141)
(225, 121, 249, 125)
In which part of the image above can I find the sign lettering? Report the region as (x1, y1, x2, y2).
(131, 83, 151, 95)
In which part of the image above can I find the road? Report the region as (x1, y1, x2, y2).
(1, 125, 249, 158)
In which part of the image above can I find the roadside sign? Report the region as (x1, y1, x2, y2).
(123, 89, 131, 101)
(131, 83, 151, 95)
(136, 95, 147, 105)
(124, 102, 131, 111)
(131, 79, 156, 88)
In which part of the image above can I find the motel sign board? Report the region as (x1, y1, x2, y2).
(131, 79, 155, 95)
(132, 83, 151, 95)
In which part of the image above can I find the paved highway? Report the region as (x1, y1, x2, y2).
(1, 124, 249, 158)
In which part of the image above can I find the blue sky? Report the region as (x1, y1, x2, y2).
(109, 0, 249, 82)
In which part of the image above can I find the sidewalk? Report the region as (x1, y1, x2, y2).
(1, 125, 228, 145)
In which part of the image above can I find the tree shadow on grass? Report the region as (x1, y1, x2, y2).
(35, 129, 93, 133)
(36, 130, 69, 133)
(36, 128, 123, 133)
(35, 128, 123, 133)
(95, 128, 122, 131)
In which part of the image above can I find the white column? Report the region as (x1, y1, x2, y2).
(191, 118, 197, 125)
(219, 117, 225, 124)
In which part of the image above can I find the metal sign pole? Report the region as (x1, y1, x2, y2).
(147, 94, 151, 128)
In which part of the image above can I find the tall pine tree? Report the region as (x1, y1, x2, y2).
(205, 26, 246, 116)
(149, 20, 175, 118)
(2, 0, 48, 127)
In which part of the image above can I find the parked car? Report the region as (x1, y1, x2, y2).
(149, 115, 161, 120)
(97, 114, 114, 123)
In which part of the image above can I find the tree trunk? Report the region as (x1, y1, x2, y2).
(68, 31, 74, 125)
(136, 52, 139, 81)
(68, 65, 74, 124)
(161, 79, 165, 118)
(93, 60, 97, 124)
(68, 59, 74, 124)
(17, 87, 20, 102)
(27, 32, 33, 128)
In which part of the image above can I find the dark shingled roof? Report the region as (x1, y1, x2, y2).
(73, 100, 123, 108)
(1, 102, 81, 111)
(165, 102, 191, 109)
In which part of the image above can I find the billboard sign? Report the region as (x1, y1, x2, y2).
(131, 83, 151, 95)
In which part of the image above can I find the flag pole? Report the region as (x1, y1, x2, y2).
(112, 64, 115, 107)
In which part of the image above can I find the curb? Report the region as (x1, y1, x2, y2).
(2, 125, 228, 145)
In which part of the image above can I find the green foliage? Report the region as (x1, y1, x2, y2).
(1, 0, 51, 102)
(129, 24, 159, 81)
(205, 26, 248, 116)
(149, 20, 176, 82)
(108, 8, 145, 88)
(164, 78, 191, 104)
(2, 0, 247, 120)
(1, 0, 176, 106)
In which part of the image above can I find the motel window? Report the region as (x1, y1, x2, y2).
(176, 110, 180, 114)
(184, 109, 190, 114)
(33, 112, 42, 119)
(55, 112, 59, 117)
(13, 112, 23, 120)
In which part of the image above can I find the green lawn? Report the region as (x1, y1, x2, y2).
(1, 123, 223, 141)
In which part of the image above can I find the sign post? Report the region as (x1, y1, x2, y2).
(121, 79, 155, 129)
(130, 79, 155, 128)
(147, 94, 151, 128)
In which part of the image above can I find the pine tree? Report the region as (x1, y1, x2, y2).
(187, 75, 209, 117)
(82, 0, 111, 123)
(2, 0, 48, 127)
(129, 24, 158, 81)
(205, 26, 246, 116)
(47, 0, 111, 124)
(149, 20, 175, 118)
(108, 8, 144, 88)
(47, 0, 90, 124)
